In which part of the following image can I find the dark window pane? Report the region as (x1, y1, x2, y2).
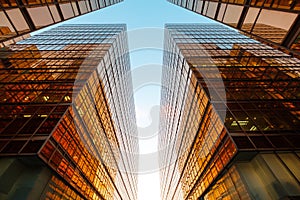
(285, 135, 300, 148)
(2, 140, 26, 153)
(268, 136, 291, 148)
(0, 140, 9, 150)
(21, 140, 45, 153)
(250, 136, 273, 148)
(232, 136, 254, 149)
(19, 118, 44, 135)
(3, 118, 29, 135)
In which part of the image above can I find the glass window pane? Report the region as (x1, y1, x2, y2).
(223, 5, 243, 27)
(28, 6, 54, 28)
(60, 3, 74, 19)
(217, 3, 226, 21)
(49, 5, 61, 22)
(278, 153, 300, 182)
(6, 9, 30, 32)
(254, 9, 297, 43)
(262, 154, 300, 195)
(206, 1, 217, 18)
(79, 1, 88, 14)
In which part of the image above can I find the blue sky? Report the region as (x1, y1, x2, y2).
(34, 0, 215, 199)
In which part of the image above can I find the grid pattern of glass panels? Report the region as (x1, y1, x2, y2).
(168, 0, 300, 55)
(0, 0, 122, 46)
(160, 24, 300, 200)
(0, 24, 138, 200)
(0, 156, 86, 200)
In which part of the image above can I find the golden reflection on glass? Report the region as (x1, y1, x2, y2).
(161, 24, 300, 200)
(1, 25, 137, 200)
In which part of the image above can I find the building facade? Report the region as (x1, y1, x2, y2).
(159, 24, 300, 200)
(0, 24, 138, 200)
(0, 0, 122, 47)
(167, 0, 300, 54)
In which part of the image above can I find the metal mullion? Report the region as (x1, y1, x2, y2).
(236, 0, 252, 29)
(187, 135, 235, 200)
(281, 14, 300, 48)
(0, 6, 19, 35)
(75, 0, 82, 15)
(18, 107, 56, 154)
(160, 46, 180, 199)
(214, 0, 222, 20)
(185, 0, 188, 8)
(165, 66, 196, 200)
(15, 0, 36, 31)
(43, 0, 56, 23)
(249, 5, 262, 33)
(86, 0, 93, 11)
(171, 100, 212, 200)
(84, 83, 125, 200)
(46, 113, 106, 200)
(192, 0, 196, 11)
(221, 2, 228, 22)
(53, 0, 64, 21)
(161, 56, 185, 200)
(106, 45, 136, 199)
(0, 102, 51, 153)
(269, 0, 275, 7)
(201, 0, 206, 14)
(67, 0, 77, 17)
(37, 142, 88, 200)
(290, 0, 297, 10)
(275, 152, 300, 185)
(98, 57, 133, 200)
(163, 52, 183, 174)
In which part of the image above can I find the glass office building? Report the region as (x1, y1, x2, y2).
(159, 24, 300, 200)
(0, 24, 138, 200)
(167, 0, 300, 54)
(0, 0, 122, 47)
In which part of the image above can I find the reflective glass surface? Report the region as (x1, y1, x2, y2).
(160, 24, 300, 200)
(168, 0, 300, 55)
(0, 0, 123, 46)
(0, 24, 138, 200)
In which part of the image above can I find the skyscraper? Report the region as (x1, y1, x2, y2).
(0, 24, 138, 200)
(0, 0, 122, 47)
(159, 24, 300, 200)
(167, 0, 300, 54)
